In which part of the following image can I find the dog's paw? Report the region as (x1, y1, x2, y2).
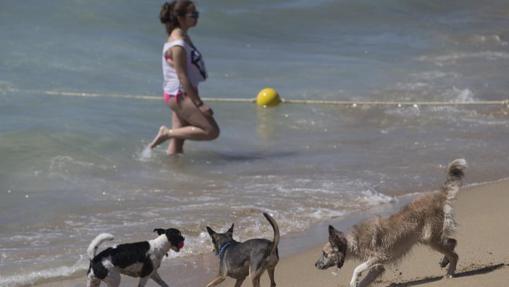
(439, 256, 450, 268)
(444, 274, 455, 279)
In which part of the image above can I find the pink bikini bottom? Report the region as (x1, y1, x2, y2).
(163, 91, 183, 105)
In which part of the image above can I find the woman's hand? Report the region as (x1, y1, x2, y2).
(198, 104, 213, 116)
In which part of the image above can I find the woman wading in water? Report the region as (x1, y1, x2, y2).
(149, 0, 219, 154)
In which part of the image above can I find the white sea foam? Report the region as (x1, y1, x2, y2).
(419, 51, 509, 66)
(462, 34, 508, 46)
(0, 259, 86, 287)
(48, 155, 113, 179)
(394, 81, 430, 91)
(140, 147, 152, 161)
(310, 208, 346, 219)
(446, 87, 476, 102)
(357, 189, 395, 205)
(411, 71, 459, 81)
(384, 105, 421, 117)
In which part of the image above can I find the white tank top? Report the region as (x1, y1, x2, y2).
(162, 39, 207, 95)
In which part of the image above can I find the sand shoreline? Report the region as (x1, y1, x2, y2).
(34, 178, 509, 287)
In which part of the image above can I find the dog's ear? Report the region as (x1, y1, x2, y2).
(153, 228, 166, 235)
(328, 225, 345, 246)
(206, 226, 216, 236)
(328, 225, 347, 268)
(227, 223, 234, 234)
(328, 225, 338, 237)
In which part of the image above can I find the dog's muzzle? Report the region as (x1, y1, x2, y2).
(315, 250, 344, 270)
(315, 261, 324, 270)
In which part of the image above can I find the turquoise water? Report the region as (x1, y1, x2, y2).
(1, 0, 509, 286)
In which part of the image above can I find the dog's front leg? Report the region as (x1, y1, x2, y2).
(103, 272, 121, 287)
(137, 276, 150, 287)
(151, 271, 169, 287)
(357, 264, 385, 287)
(86, 277, 101, 287)
(234, 277, 246, 287)
(206, 276, 226, 287)
(350, 259, 376, 287)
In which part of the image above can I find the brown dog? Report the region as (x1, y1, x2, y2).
(315, 159, 467, 287)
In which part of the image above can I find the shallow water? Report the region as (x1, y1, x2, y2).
(1, 0, 509, 286)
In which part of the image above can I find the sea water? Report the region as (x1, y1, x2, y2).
(1, 0, 509, 286)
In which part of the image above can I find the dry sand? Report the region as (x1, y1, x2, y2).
(247, 179, 509, 287)
(37, 179, 509, 287)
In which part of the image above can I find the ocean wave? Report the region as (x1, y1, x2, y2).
(410, 71, 460, 81)
(384, 105, 421, 118)
(470, 34, 508, 46)
(443, 87, 476, 102)
(48, 155, 114, 178)
(418, 51, 509, 66)
(450, 34, 508, 47)
(0, 258, 86, 287)
(356, 189, 395, 205)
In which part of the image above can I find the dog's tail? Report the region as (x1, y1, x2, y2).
(442, 158, 467, 200)
(441, 159, 467, 239)
(87, 233, 114, 259)
(263, 212, 280, 256)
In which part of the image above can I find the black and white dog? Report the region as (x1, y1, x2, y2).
(86, 228, 184, 287)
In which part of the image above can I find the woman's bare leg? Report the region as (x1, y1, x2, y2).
(149, 96, 219, 149)
(167, 111, 185, 155)
(150, 124, 217, 148)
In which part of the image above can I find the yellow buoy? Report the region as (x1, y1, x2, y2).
(256, 88, 281, 107)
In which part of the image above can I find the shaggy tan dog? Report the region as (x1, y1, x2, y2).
(315, 159, 467, 287)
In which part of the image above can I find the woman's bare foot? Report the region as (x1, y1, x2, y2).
(149, 126, 172, 149)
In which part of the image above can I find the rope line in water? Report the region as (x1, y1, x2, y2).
(5, 88, 509, 106)
(281, 98, 509, 106)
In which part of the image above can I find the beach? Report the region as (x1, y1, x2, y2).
(35, 178, 509, 287)
(2, 1, 509, 286)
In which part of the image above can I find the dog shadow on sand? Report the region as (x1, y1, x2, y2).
(386, 262, 507, 287)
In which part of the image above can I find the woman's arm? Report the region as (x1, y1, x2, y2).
(171, 45, 203, 107)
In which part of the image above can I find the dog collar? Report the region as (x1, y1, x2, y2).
(216, 241, 233, 258)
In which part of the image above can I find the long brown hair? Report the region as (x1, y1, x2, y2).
(160, 0, 194, 35)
